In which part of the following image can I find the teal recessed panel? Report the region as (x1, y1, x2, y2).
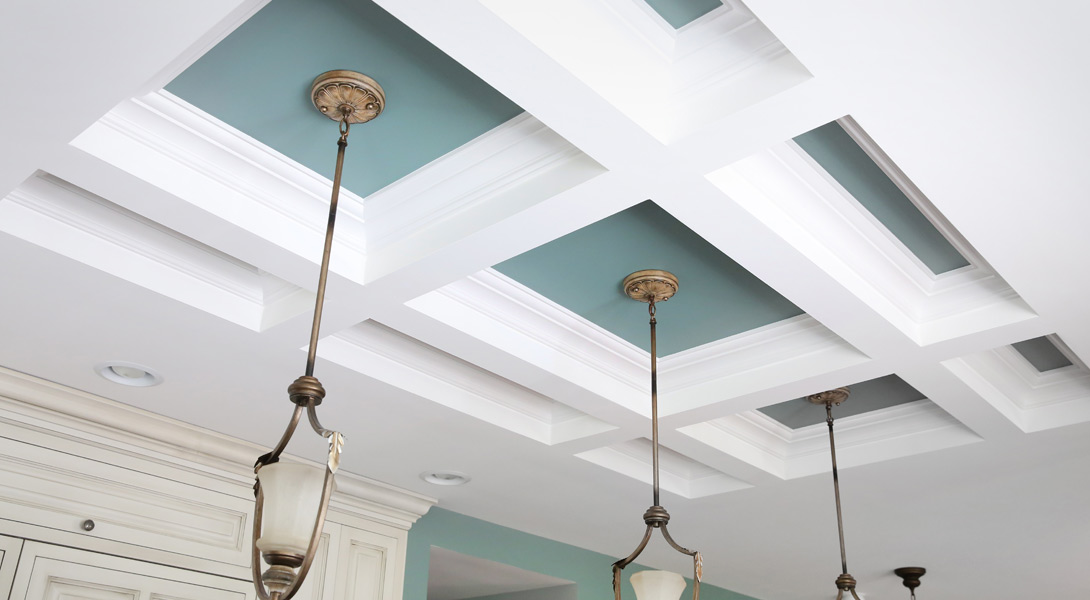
(167, 0, 523, 197)
(643, 0, 722, 28)
(793, 122, 970, 274)
(758, 374, 925, 429)
(494, 201, 803, 356)
(1012, 336, 1073, 372)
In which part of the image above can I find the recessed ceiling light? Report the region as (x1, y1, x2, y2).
(420, 470, 470, 486)
(94, 361, 163, 387)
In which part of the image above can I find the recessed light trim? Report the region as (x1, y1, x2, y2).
(420, 470, 471, 486)
(94, 361, 163, 387)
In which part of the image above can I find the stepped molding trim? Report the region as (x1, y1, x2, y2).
(411, 269, 866, 415)
(0, 173, 313, 332)
(708, 139, 1034, 344)
(681, 400, 980, 480)
(321, 321, 615, 446)
(72, 89, 367, 278)
(364, 112, 600, 251)
(0, 366, 435, 529)
(575, 437, 751, 498)
(944, 345, 1090, 433)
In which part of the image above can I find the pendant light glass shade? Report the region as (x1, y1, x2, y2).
(255, 463, 330, 557)
(631, 570, 686, 600)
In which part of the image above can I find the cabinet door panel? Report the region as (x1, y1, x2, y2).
(290, 528, 338, 600)
(9, 542, 252, 600)
(334, 526, 400, 600)
(0, 534, 23, 599)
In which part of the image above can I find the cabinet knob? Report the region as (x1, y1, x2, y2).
(81, 519, 95, 531)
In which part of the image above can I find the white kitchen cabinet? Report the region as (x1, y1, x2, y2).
(0, 368, 434, 600)
(8, 542, 252, 600)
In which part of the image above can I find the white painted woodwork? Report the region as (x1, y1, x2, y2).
(0, 433, 251, 569)
(0, 535, 22, 600)
(333, 526, 401, 600)
(8, 542, 252, 600)
(0, 368, 432, 598)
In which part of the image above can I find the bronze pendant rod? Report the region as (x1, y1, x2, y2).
(304, 120, 351, 377)
(826, 402, 849, 575)
(613, 270, 701, 600)
(649, 300, 660, 507)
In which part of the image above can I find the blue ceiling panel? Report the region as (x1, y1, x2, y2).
(1012, 336, 1073, 372)
(166, 0, 523, 198)
(758, 374, 925, 429)
(494, 201, 803, 355)
(643, 0, 722, 28)
(794, 122, 970, 274)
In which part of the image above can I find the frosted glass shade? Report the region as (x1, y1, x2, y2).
(256, 462, 328, 557)
(630, 570, 686, 600)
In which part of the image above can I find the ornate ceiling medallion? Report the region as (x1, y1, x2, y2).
(311, 69, 386, 124)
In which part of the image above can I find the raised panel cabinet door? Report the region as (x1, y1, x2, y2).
(0, 534, 23, 599)
(333, 526, 400, 600)
(287, 526, 340, 600)
(8, 542, 253, 600)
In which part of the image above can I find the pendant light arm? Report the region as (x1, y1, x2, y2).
(303, 120, 350, 377)
(254, 404, 305, 470)
(649, 300, 660, 507)
(825, 402, 849, 576)
(613, 525, 655, 571)
(661, 525, 703, 600)
(612, 271, 702, 600)
(307, 401, 333, 439)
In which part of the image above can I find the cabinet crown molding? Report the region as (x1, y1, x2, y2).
(0, 366, 436, 529)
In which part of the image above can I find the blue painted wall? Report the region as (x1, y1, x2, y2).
(406, 508, 760, 600)
(463, 584, 578, 600)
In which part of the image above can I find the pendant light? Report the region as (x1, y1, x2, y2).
(807, 387, 863, 600)
(612, 270, 703, 600)
(250, 70, 385, 600)
(894, 567, 926, 599)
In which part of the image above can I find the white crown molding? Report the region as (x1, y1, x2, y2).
(363, 112, 601, 253)
(575, 438, 751, 499)
(411, 270, 867, 416)
(0, 366, 435, 529)
(71, 90, 368, 282)
(595, 0, 677, 56)
(680, 400, 981, 480)
(708, 140, 1035, 345)
(659, 314, 869, 415)
(944, 345, 1090, 433)
(408, 269, 649, 413)
(321, 321, 615, 446)
(835, 116, 992, 278)
(0, 172, 312, 332)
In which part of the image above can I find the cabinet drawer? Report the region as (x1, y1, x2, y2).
(0, 434, 252, 571)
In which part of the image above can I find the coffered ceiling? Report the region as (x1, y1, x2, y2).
(3, 1, 1090, 599)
